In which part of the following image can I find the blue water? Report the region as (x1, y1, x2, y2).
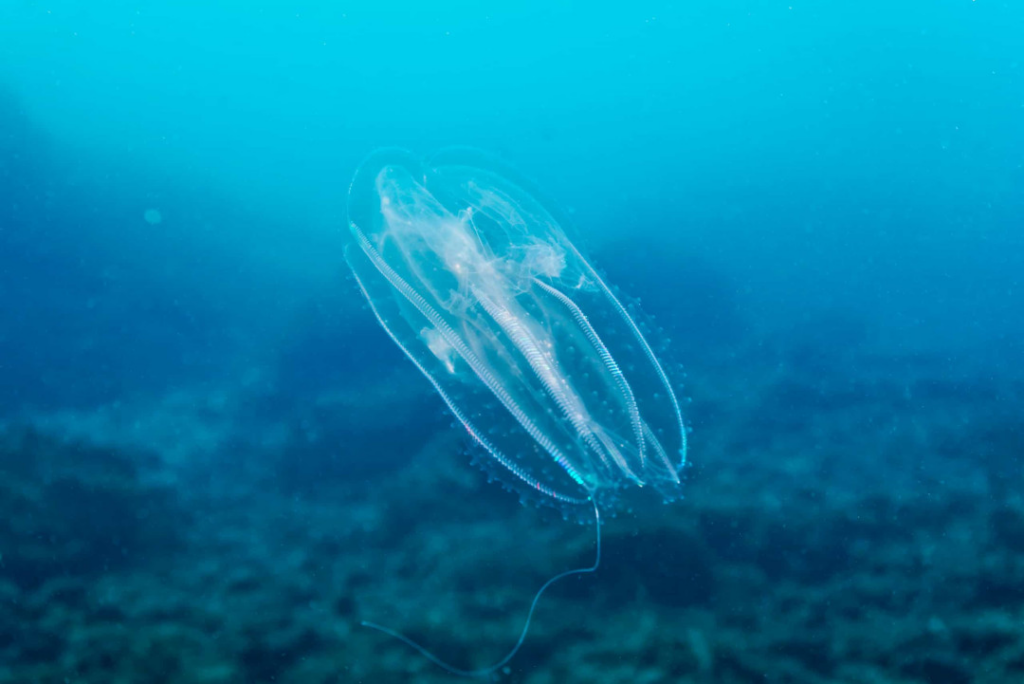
(2, 2, 1022, 682)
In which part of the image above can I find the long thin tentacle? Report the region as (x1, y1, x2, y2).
(360, 499, 602, 678)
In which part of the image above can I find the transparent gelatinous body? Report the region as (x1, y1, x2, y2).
(346, 148, 686, 508)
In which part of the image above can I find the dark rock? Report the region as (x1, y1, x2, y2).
(900, 654, 972, 684)
(0, 427, 185, 589)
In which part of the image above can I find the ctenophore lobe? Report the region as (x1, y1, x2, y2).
(345, 148, 686, 509)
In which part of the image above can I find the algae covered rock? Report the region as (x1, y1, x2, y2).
(0, 426, 184, 589)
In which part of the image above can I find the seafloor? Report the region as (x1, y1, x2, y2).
(2, 324, 1022, 684)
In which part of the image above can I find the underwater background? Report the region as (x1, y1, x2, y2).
(1, 1, 1022, 682)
